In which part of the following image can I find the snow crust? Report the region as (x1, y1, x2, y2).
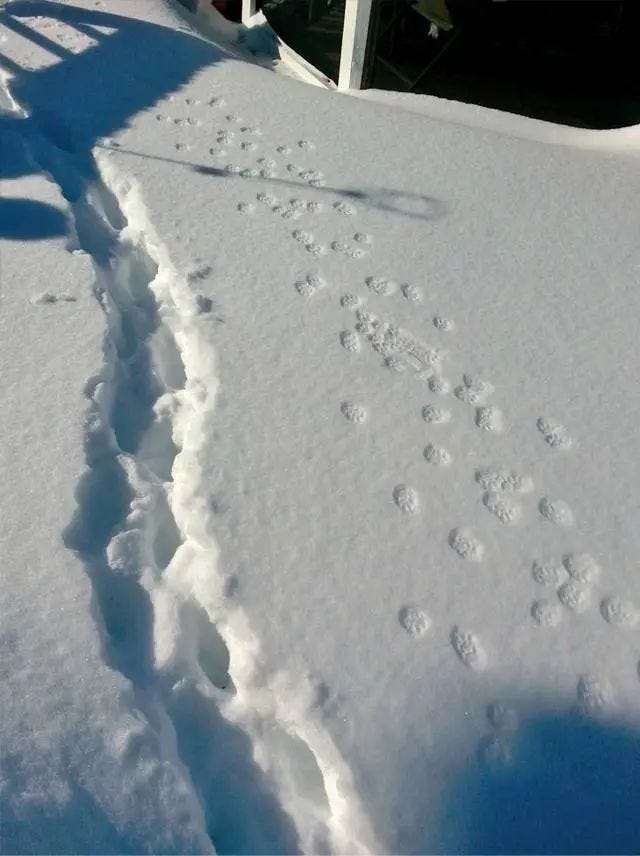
(1, 1, 639, 852)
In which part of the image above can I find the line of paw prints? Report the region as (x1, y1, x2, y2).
(210, 105, 324, 182)
(290, 233, 372, 259)
(250, 192, 324, 220)
(477, 673, 618, 772)
(291, 229, 327, 256)
(472, 466, 532, 526)
(445, 467, 533, 565)
(330, 272, 580, 589)
(283, 164, 325, 188)
(332, 273, 618, 695)
(530, 551, 638, 631)
(360, 275, 455, 330)
(336, 297, 471, 557)
(340, 299, 584, 683)
(214, 118, 375, 265)
(155, 113, 202, 129)
(396, 606, 490, 678)
(213, 110, 517, 672)
(338, 293, 368, 429)
(478, 701, 519, 768)
(276, 140, 315, 154)
(155, 94, 205, 152)
(452, 373, 505, 436)
(158, 97, 271, 155)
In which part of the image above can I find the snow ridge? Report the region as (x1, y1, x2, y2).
(4, 77, 374, 850)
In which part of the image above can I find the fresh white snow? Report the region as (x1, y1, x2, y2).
(1, 1, 639, 853)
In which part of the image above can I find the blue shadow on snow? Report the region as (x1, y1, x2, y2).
(438, 711, 640, 854)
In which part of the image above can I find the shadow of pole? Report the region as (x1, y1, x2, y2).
(91, 144, 448, 223)
(2, 0, 448, 233)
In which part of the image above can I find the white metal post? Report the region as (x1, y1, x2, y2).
(338, 0, 373, 90)
(241, 0, 257, 24)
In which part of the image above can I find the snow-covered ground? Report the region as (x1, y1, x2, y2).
(1, 1, 639, 853)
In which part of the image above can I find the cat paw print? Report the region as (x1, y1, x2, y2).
(294, 273, 325, 297)
(537, 417, 573, 450)
(450, 626, 487, 670)
(563, 553, 600, 585)
(353, 232, 372, 245)
(365, 276, 396, 296)
(433, 316, 454, 332)
(331, 241, 364, 259)
(428, 375, 450, 395)
(340, 293, 361, 309)
(257, 191, 278, 206)
(557, 580, 590, 613)
(341, 401, 367, 424)
(539, 497, 574, 526)
(333, 201, 356, 216)
(399, 605, 430, 638)
(424, 443, 452, 466)
(600, 596, 639, 629)
(422, 404, 451, 424)
(401, 283, 422, 301)
(531, 598, 563, 627)
(449, 528, 484, 561)
(393, 484, 419, 514)
(455, 374, 494, 406)
(339, 330, 361, 352)
(482, 491, 520, 524)
(531, 560, 565, 587)
(475, 468, 532, 494)
(292, 229, 326, 256)
(475, 406, 504, 433)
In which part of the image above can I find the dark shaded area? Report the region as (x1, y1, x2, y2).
(0, 775, 136, 855)
(261, 0, 345, 85)
(0, 113, 68, 239)
(1, 11, 304, 856)
(368, 0, 640, 129)
(167, 680, 301, 855)
(0, 196, 67, 239)
(259, 0, 640, 129)
(194, 162, 447, 222)
(1, 1, 224, 151)
(439, 712, 640, 854)
(0, 0, 224, 242)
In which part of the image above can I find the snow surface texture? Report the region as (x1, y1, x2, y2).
(1, 1, 640, 853)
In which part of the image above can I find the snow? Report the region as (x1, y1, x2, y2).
(1, 1, 640, 853)
(354, 87, 640, 155)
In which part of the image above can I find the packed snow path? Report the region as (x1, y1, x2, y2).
(1, 1, 640, 853)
